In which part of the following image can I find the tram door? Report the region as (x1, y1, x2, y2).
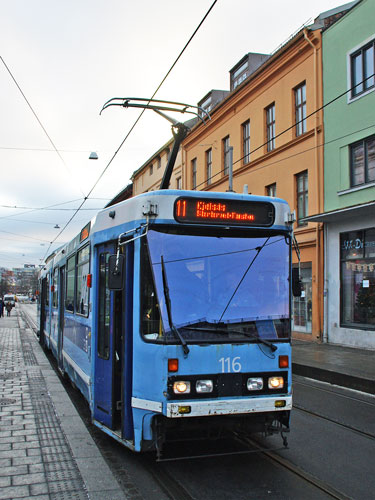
(94, 243, 124, 431)
(39, 278, 47, 346)
(57, 266, 65, 371)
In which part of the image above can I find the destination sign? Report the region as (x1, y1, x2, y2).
(174, 197, 275, 226)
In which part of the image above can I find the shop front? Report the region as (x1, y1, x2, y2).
(308, 203, 375, 350)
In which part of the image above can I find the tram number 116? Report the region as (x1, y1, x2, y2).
(219, 357, 242, 373)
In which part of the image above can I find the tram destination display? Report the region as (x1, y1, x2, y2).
(174, 197, 275, 226)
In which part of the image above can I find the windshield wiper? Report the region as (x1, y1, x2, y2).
(218, 237, 270, 323)
(184, 325, 277, 352)
(160, 255, 189, 356)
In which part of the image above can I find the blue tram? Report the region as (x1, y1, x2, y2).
(38, 189, 297, 458)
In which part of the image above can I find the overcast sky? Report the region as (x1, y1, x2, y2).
(1, 0, 346, 269)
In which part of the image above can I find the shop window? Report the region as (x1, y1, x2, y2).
(292, 262, 312, 334)
(341, 228, 375, 328)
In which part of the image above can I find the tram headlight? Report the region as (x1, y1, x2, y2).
(268, 376, 284, 389)
(196, 380, 213, 393)
(173, 381, 191, 394)
(247, 377, 263, 391)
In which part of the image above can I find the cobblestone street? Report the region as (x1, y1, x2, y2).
(0, 312, 89, 499)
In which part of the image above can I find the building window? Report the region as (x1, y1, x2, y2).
(350, 135, 375, 187)
(222, 136, 230, 176)
(350, 40, 375, 98)
(191, 158, 197, 190)
(341, 228, 375, 328)
(206, 148, 212, 186)
(295, 83, 306, 136)
(156, 156, 161, 169)
(266, 183, 276, 197)
(176, 177, 182, 190)
(266, 104, 275, 152)
(242, 120, 250, 164)
(296, 171, 308, 226)
(149, 163, 153, 176)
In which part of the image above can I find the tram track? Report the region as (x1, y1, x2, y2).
(19, 307, 363, 499)
(293, 404, 375, 441)
(240, 436, 352, 500)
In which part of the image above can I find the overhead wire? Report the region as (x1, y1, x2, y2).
(41, 0, 218, 262)
(193, 71, 375, 190)
(0, 56, 86, 198)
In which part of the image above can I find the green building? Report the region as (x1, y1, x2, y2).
(308, 0, 375, 349)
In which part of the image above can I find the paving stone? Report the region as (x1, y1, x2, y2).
(0, 485, 29, 500)
(12, 472, 46, 486)
(0, 464, 28, 476)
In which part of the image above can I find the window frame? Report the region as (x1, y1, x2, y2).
(191, 158, 197, 190)
(206, 148, 212, 186)
(296, 171, 308, 227)
(294, 82, 307, 137)
(65, 255, 76, 313)
(242, 120, 250, 165)
(222, 136, 230, 176)
(350, 135, 375, 187)
(265, 103, 276, 152)
(75, 244, 91, 317)
(349, 38, 375, 100)
(266, 183, 276, 197)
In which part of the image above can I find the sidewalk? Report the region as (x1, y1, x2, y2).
(0, 309, 128, 500)
(292, 339, 375, 395)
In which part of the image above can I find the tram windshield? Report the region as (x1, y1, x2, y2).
(141, 229, 290, 343)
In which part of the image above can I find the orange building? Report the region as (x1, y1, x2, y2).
(128, 7, 354, 341)
(182, 27, 325, 341)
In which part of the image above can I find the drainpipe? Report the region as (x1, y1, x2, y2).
(303, 28, 323, 341)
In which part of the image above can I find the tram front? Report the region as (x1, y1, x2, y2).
(131, 193, 294, 457)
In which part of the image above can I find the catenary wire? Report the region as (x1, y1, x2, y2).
(41, 0, 218, 262)
(194, 71, 375, 190)
(0, 56, 86, 198)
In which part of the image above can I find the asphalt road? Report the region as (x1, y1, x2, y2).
(22, 303, 375, 500)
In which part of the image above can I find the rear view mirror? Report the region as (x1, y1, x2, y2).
(108, 254, 125, 290)
(292, 268, 302, 297)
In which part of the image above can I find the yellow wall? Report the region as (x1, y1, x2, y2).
(182, 30, 324, 340)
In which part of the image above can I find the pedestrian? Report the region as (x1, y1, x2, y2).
(6, 302, 12, 316)
(0, 297, 3, 317)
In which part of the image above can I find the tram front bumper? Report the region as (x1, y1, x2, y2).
(132, 395, 292, 418)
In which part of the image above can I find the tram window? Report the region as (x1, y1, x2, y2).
(140, 238, 162, 340)
(46, 273, 50, 306)
(65, 255, 75, 312)
(76, 245, 90, 316)
(52, 268, 58, 308)
(98, 253, 110, 359)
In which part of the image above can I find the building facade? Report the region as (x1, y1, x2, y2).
(182, 26, 327, 341)
(309, 0, 375, 349)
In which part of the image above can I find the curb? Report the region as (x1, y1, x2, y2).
(293, 362, 375, 395)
